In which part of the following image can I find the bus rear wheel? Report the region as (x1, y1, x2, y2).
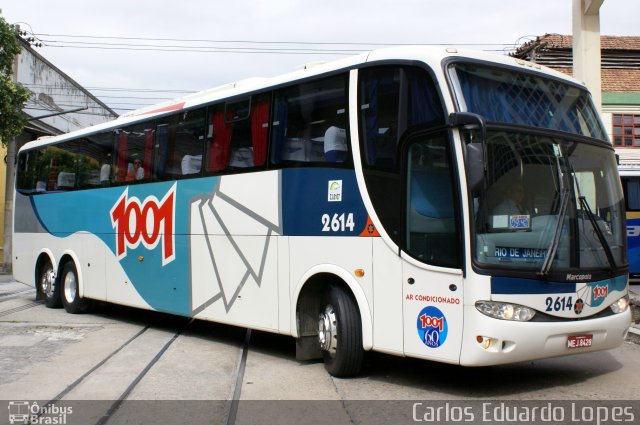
(318, 285, 363, 377)
(61, 262, 90, 314)
(39, 259, 61, 308)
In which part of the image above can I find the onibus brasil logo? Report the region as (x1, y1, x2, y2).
(8, 401, 72, 424)
(110, 183, 177, 266)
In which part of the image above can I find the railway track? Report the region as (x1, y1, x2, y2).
(0, 286, 253, 425)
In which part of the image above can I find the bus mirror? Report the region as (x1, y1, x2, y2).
(448, 112, 486, 143)
(466, 142, 485, 192)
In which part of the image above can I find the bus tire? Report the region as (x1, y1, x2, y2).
(60, 262, 90, 314)
(318, 285, 363, 377)
(39, 259, 61, 308)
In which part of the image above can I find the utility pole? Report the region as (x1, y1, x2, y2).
(572, 0, 604, 111)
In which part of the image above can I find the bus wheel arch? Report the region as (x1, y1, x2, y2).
(58, 255, 91, 314)
(294, 270, 371, 377)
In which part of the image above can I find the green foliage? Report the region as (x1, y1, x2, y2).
(0, 15, 30, 146)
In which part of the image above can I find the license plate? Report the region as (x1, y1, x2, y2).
(567, 334, 593, 349)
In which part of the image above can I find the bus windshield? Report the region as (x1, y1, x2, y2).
(470, 130, 626, 275)
(450, 62, 607, 140)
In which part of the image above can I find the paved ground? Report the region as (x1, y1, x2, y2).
(1, 276, 639, 425)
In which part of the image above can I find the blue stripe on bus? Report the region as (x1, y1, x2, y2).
(627, 217, 640, 277)
(491, 277, 576, 295)
(491, 274, 627, 295)
(281, 168, 368, 236)
(31, 177, 219, 316)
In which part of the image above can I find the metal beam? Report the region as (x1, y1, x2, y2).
(27, 106, 88, 121)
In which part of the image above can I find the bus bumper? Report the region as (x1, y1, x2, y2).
(459, 305, 632, 366)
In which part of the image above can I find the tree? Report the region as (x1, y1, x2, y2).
(0, 15, 29, 146)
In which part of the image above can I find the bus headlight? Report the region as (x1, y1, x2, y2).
(476, 301, 536, 321)
(610, 295, 630, 314)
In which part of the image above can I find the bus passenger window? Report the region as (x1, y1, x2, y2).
(271, 74, 349, 165)
(205, 93, 270, 173)
(154, 108, 206, 180)
(359, 66, 444, 170)
(114, 123, 154, 183)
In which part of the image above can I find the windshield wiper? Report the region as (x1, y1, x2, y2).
(538, 148, 570, 278)
(538, 188, 569, 277)
(578, 196, 616, 270)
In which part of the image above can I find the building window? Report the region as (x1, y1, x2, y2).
(612, 114, 640, 147)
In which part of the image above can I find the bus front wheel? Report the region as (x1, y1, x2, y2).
(39, 259, 61, 308)
(61, 262, 90, 314)
(318, 285, 363, 377)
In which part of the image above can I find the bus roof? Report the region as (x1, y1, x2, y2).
(19, 45, 584, 153)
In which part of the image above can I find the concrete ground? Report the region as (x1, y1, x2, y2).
(1, 275, 639, 425)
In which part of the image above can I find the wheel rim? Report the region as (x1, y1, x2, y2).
(41, 266, 55, 297)
(318, 305, 338, 358)
(64, 270, 77, 303)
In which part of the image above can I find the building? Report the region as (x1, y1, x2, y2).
(512, 34, 640, 163)
(1, 36, 118, 267)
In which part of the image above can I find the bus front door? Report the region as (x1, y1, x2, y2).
(401, 131, 464, 363)
(402, 259, 463, 363)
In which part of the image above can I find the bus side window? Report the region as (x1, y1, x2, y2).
(114, 123, 154, 183)
(358, 65, 445, 245)
(205, 94, 270, 173)
(359, 66, 443, 170)
(154, 108, 206, 179)
(16, 150, 44, 193)
(270, 74, 349, 165)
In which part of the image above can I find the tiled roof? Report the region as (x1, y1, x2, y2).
(513, 34, 640, 93)
(523, 34, 640, 50)
(602, 68, 640, 92)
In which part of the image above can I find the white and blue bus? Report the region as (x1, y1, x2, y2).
(619, 163, 640, 282)
(13, 47, 631, 376)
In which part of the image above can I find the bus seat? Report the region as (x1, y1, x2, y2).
(324, 126, 347, 162)
(56, 172, 76, 190)
(409, 169, 455, 233)
(100, 164, 111, 184)
(281, 138, 306, 161)
(228, 147, 254, 168)
(181, 154, 202, 175)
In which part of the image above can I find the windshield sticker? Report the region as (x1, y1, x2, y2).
(328, 180, 342, 202)
(509, 215, 530, 229)
(495, 247, 547, 260)
(492, 214, 530, 230)
(417, 306, 448, 349)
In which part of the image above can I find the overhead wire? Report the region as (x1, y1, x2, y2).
(19, 30, 518, 114)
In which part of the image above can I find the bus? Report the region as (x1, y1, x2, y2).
(13, 47, 632, 377)
(619, 163, 640, 282)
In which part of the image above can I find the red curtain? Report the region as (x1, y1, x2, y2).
(251, 100, 269, 166)
(116, 131, 129, 182)
(207, 111, 232, 172)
